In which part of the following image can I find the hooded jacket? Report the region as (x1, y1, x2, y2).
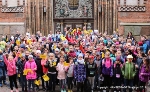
(24, 59, 37, 80)
(56, 62, 67, 79)
(139, 65, 150, 82)
(74, 59, 86, 82)
(121, 61, 136, 79)
(3, 55, 18, 76)
(102, 58, 113, 76)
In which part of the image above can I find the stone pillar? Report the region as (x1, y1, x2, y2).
(94, 0, 98, 30)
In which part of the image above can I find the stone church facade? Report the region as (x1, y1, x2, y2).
(0, 0, 149, 38)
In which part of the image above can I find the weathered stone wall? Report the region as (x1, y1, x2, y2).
(0, 24, 25, 38)
(0, 1, 25, 38)
(118, 0, 150, 37)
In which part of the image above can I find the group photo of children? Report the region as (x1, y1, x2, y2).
(0, 27, 150, 92)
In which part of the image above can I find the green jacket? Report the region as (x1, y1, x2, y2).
(121, 61, 136, 79)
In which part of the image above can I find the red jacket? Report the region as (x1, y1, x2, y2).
(41, 59, 48, 74)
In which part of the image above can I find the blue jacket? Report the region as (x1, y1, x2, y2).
(142, 43, 148, 54)
(136, 57, 143, 69)
(0, 61, 4, 77)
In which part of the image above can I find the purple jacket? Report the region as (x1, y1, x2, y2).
(139, 65, 150, 82)
(102, 59, 113, 76)
(74, 62, 86, 82)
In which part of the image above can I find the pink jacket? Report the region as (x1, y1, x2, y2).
(3, 55, 18, 76)
(56, 63, 67, 80)
(24, 59, 37, 80)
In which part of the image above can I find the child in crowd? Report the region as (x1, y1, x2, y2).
(121, 55, 136, 92)
(56, 56, 67, 92)
(0, 55, 4, 87)
(101, 51, 113, 92)
(74, 54, 86, 92)
(24, 55, 37, 92)
(113, 57, 122, 91)
(3, 52, 19, 92)
(17, 54, 27, 92)
(41, 55, 49, 90)
(66, 57, 74, 92)
(139, 58, 150, 92)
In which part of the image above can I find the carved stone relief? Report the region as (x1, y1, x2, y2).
(54, 0, 93, 18)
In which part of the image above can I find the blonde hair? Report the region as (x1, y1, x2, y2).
(8, 55, 14, 60)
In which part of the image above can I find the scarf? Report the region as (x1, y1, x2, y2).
(77, 59, 84, 64)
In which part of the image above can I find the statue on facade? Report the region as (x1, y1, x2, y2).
(83, 6, 88, 17)
(60, 6, 65, 16)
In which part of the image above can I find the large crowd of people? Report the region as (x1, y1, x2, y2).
(0, 28, 150, 92)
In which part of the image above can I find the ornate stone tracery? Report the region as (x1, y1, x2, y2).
(54, 0, 93, 18)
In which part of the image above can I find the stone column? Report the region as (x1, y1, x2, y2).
(94, 0, 98, 30)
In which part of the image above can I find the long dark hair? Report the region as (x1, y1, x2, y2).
(143, 58, 150, 72)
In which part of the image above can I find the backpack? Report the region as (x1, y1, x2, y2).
(103, 58, 112, 66)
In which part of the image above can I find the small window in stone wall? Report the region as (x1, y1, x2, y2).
(1, 0, 25, 13)
(118, 0, 146, 12)
(7, 0, 17, 7)
(126, 0, 138, 5)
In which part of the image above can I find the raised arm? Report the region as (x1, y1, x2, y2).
(3, 54, 8, 65)
(14, 52, 20, 62)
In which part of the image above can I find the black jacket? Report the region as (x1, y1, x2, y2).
(17, 59, 26, 74)
(86, 61, 97, 77)
(113, 63, 122, 78)
(44, 59, 58, 73)
(35, 57, 42, 74)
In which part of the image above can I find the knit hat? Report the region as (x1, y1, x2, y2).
(20, 44, 26, 49)
(36, 50, 41, 54)
(28, 55, 33, 58)
(78, 53, 83, 58)
(127, 55, 133, 59)
(55, 48, 60, 52)
(89, 55, 94, 59)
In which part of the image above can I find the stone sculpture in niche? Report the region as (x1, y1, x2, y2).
(54, 0, 93, 18)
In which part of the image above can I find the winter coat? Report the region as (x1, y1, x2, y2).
(68, 51, 76, 58)
(3, 55, 18, 76)
(142, 43, 148, 54)
(101, 58, 113, 76)
(24, 60, 37, 80)
(74, 59, 86, 82)
(0, 61, 4, 77)
(44, 59, 58, 74)
(17, 59, 26, 74)
(86, 61, 97, 77)
(113, 63, 122, 78)
(35, 57, 42, 74)
(56, 62, 66, 79)
(121, 61, 136, 79)
(139, 65, 150, 82)
(66, 63, 74, 77)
